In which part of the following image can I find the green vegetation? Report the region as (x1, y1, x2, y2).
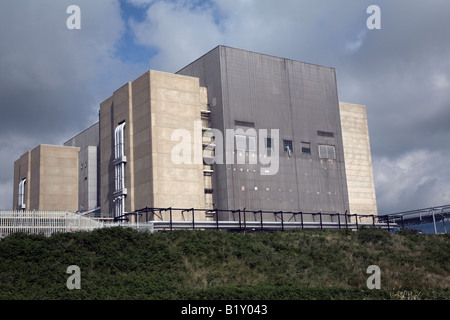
(0, 227, 449, 300)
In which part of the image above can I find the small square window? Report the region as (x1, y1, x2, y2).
(301, 141, 311, 154)
(283, 140, 293, 153)
(236, 135, 257, 151)
(319, 145, 336, 159)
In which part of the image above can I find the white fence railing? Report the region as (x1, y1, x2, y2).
(0, 211, 104, 237)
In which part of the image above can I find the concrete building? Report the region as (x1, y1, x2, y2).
(13, 144, 79, 212)
(12, 46, 378, 220)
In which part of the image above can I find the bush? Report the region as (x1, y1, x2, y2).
(0, 227, 449, 300)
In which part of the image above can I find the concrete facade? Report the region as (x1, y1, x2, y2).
(13, 145, 79, 212)
(339, 102, 378, 215)
(99, 70, 210, 220)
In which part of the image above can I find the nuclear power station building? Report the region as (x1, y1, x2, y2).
(13, 46, 378, 221)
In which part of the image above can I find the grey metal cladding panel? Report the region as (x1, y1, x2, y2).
(64, 122, 100, 149)
(220, 47, 292, 133)
(220, 47, 348, 213)
(220, 47, 295, 212)
(286, 59, 348, 213)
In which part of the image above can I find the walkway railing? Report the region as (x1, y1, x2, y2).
(116, 207, 395, 232)
(0, 208, 396, 238)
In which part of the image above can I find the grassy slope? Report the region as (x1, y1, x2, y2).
(0, 227, 449, 300)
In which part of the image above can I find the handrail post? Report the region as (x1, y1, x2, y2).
(260, 210, 263, 231)
(169, 208, 173, 231)
(192, 208, 195, 230)
(319, 212, 323, 230)
(280, 211, 284, 232)
(338, 213, 341, 229)
(243, 207, 246, 234)
(238, 209, 241, 232)
(345, 210, 348, 229)
(216, 209, 219, 231)
(300, 212, 304, 229)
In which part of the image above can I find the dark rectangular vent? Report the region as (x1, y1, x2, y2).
(235, 120, 255, 128)
(317, 131, 334, 137)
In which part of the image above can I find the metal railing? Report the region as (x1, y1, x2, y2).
(116, 207, 395, 232)
(0, 208, 396, 238)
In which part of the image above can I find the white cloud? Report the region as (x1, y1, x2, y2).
(373, 150, 450, 214)
(129, 0, 224, 72)
(127, 0, 371, 71)
(434, 74, 450, 89)
(345, 29, 367, 54)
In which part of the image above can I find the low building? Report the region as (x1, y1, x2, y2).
(13, 144, 79, 212)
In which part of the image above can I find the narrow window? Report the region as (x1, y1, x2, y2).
(114, 196, 125, 218)
(114, 122, 125, 159)
(113, 122, 126, 217)
(18, 178, 26, 209)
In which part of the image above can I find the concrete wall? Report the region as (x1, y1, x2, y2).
(13, 151, 31, 210)
(100, 70, 209, 220)
(13, 145, 79, 212)
(339, 102, 378, 216)
(149, 71, 207, 216)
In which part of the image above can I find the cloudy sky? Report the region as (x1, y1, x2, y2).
(1, 0, 450, 214)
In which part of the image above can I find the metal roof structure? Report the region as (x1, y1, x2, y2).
(380, 205, 450, 233)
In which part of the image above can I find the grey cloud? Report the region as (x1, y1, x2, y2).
(0, 0, 132, 209)
(2, 0, 450, 213)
